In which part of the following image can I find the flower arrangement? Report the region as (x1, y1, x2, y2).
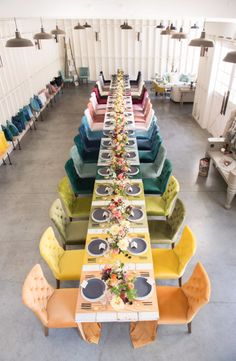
(112, 178, 130, 196)
(107, 196, 132, 223)
(101, 262, 137, 309)
(110, 155, 130, 178)
(106, 220, 130, 254)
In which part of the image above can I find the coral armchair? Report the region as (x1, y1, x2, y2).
(22, 264, 101, 342)
(152, 226, 196, 285)
(130, 262, 211, 348)
(39, 227, 84, 288)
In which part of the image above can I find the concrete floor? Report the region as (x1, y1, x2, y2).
(0, 85, 235, 361)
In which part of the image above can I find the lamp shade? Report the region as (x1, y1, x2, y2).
(51, 25, 65, 36)
(6, 30, 33, 47)
(161, 26, 175, 35)
(223, 51, 236, 64)
(121, 22, 132, 30)
(191, 23, 199, 29)
(171, 27, 187, 40)
(83, 22, 92, 28)
(34, 27, 53, 40)
(189, 30, 214, 47)
(74, 22, 85, 30)
(156, 22, 165, 29)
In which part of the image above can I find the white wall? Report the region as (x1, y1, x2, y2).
(65, 18, 201, 80)
(1, 0, 236, 19)
(0, 19, 63, 125)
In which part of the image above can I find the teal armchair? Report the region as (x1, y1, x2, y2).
(140, 144, 167, 178)
(143, 159, 172, 194)
(70, 145, 97, 178)
(65, 158, 95, 195)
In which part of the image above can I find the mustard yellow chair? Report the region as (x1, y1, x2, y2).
(152, 226, 196, 286)
(146, 176, 180, 217)
(58, 176, 92, 220)
(39, 227, 84, 288)
(22, 264, 101, 342)
(130, 262, 211, 348)
(151, 81, 166, 97)
(0, 131, 12, 165)
(49, 198, 88, 248)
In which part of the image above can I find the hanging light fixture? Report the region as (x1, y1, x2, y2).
(51, 23, 65, 42)
(189, 28, 214, 48)
(74, 22, 85, 30)
(223, 51, 236, 64)
(161, 21, 176, 35)
(121, 21, 132, 30)
(156, 21, 165, 29)
(83, 22, 92, 28)
(171, 27, 188, 41)
(6, 18, 34, 48)
(34, 18, 53, 40)
(191, 23, 199, 29)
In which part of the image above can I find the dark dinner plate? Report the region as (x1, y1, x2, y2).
(97, 167, 111, 176)
(134, 277, 153, 300)
(127, 238, 147, 255)
(126, 140, 135, 147)
(101, 152, 112, 160)
(96, 185, 113, 196)
(126, 166, 139, 176)
(81, 278, 106, 301)
(87, 239, 108, 256)
(91, 208, 111, 223)
(127, 208, 144, 222)
(125, 151, 136, 159)
(102, 139, 112, 148)
(125, 184, 141, 196)
(103, 130, 113, 137)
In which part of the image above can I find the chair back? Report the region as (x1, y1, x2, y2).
(141, 90, 149, 107)
(167, 198, 186, 238)
(0, 131, 9, 156)
(182, 262, 211, 322)
(39, 226, 64, 279)
(22, 264, 54, 326)
(157, 159, 172, 194)
(58, 176, 76, 218)
(87, 102, 96, 120)
(49, 198, 70, 242)
(70, 145, 83, 176)
(79, 67, 89, 77)
(162, 176, 180, 215)
(154, 144, 167, 175)
(173, 225, 196, 275)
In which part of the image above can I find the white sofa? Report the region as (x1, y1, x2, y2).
(170, 85, 195, 103)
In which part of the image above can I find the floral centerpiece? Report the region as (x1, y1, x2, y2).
(102, 262, 137, 309)
(107, 196, 132, 223)
(112, 178, 130, 196)
(106, 220, 130, 254)
(110, 155, 130, 178)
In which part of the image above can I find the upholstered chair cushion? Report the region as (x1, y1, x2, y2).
(0, 131, 10, 156)
(143, 159, 172, 195)
(65, 159, 95, 195)
(157, 286, 188, 324)
(57, 177, 92, 219)
(182, 262, 211, 322)
(173, 226, 196, 275)
(22, 264, 54, 326)
(162, 176, 180, 213)
(49, 199, 69, 242)
(6, 120, 19, 136)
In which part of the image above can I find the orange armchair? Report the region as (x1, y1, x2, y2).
(130, 262, 211, 348)
(22, 264, 101, 343)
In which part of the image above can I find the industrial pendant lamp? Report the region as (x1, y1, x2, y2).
(51, 23, 65, 42)
(171, 27, 187, 41)
(189, 28, 214, 48)
(6, 18, 34, 48)
(74, 22, 85, 30)
(83, 22, 92, 28)
(156, 21, 165, 29)
(34, 18, 53, 40)
(191, 23, 199, 29)
(223, 51, 236, 64)
(121, 21, 132, 30)
(161, 22, 176, 35)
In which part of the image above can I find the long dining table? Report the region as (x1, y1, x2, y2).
(75, 71, 159, 329)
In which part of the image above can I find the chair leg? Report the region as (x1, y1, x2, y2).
(7, 153, 12, 165)
(171, 243, 174, 249)
(43, 326, 49, 337)
(2, 158, 6, 165)
(56, 279, 60, 289)
(17, 139, 21, 150)
(178, 277, 182, 287)
(187, 322, 192, 334)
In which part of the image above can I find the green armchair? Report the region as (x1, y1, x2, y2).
(148, 199, 186, 247)
(140, 144, 167, 178)
(70, 145, 97, 178)
(49, 198, 88, 249)
(145, 176, 180, 217)
(57, 176, 92, 219)
(65, 158, 95, 195)
(143, 159, 172, 194)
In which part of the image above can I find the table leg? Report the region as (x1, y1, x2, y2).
(225, 186, 236, 209)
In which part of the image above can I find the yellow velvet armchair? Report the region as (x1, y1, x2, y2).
(130, 262, 211, 348)
(152, 225, 196, 285)
(0, 131, 12, 165)
(146, 176, 180, 217)
(22, 264, 101, 343)
(39, 227, 84, 288)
